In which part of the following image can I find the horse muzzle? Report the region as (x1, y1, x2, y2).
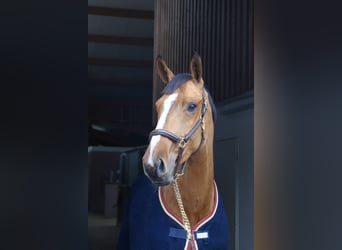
(142, 158, 173, 186)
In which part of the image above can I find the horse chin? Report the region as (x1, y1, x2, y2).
(153, 180, 172, 186)
(147, 174, 174, 187)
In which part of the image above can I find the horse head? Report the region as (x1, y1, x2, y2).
(142, 54, 214, 186)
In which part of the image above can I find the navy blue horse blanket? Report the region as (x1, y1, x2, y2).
(117, 175, 229, 250)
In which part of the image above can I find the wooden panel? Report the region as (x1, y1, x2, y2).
(88, 15, 153, 37)
(88, 6, 154, 19)
(88, 78, 151, 87)
(88, 35, 153, 46)
(88, 57, 153, 68)
(88, 65, 153, 83)
(88, 0, 154, 11)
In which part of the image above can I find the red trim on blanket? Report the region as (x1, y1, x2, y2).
(159, 183, 219, 250)
(159, 182, 218, 232)
(159, 187, 184, 225)
(192, 182, 218, 231)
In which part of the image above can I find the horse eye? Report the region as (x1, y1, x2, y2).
(186, 103, 197, 112)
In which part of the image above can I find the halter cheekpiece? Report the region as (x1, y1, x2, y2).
(148, 88, 208, 179)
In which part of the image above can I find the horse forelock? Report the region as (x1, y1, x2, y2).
(161, 73, 217, 124)
(161, 73, 192, 94)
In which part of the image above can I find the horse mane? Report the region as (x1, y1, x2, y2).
(161, 73, 217, 123)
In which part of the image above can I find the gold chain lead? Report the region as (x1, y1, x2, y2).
(172, 178, 192, 240)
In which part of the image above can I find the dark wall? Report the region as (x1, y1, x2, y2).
(88, 2, 154, 146)
(153, 0, 253, 113)
(215, 91, 254, 250)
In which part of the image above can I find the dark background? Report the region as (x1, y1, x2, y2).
(0, 0, 341, 250)
(254, 1, 342, 249)
(88, 0, 154, 147)
(87, 0, 253, 147)
(87, 1, 254, 249)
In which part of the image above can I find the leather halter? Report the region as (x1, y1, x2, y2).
(148, 89, 208, 179)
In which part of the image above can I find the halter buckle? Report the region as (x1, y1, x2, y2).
(178, 138, 187, 149)
(201, 119, 205, 131)
(201, 100, 208, 117)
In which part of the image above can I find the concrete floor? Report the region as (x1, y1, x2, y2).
(88, 212, 121, 250)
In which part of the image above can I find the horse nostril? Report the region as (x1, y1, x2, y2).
(156, 158, 166, 176)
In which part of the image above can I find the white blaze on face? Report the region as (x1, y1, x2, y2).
(147, 93, 178, 166)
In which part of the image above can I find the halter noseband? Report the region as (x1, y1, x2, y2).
(148, 89, 208, 179)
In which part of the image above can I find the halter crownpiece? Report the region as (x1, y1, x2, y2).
(148, 88, 208, 179)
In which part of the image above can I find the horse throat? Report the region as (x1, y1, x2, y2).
(161, 141, 215, 228)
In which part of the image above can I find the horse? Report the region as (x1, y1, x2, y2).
(117, 54, 229, 250)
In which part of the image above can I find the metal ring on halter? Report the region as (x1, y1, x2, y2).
(178, 138, 187, 149)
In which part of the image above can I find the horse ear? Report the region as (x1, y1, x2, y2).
(190, 52, 203, 84)
(156, 56, 175, 84)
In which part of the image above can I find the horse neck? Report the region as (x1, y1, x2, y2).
(162, 130, 215, 226)
(181, 138, 214, 199)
